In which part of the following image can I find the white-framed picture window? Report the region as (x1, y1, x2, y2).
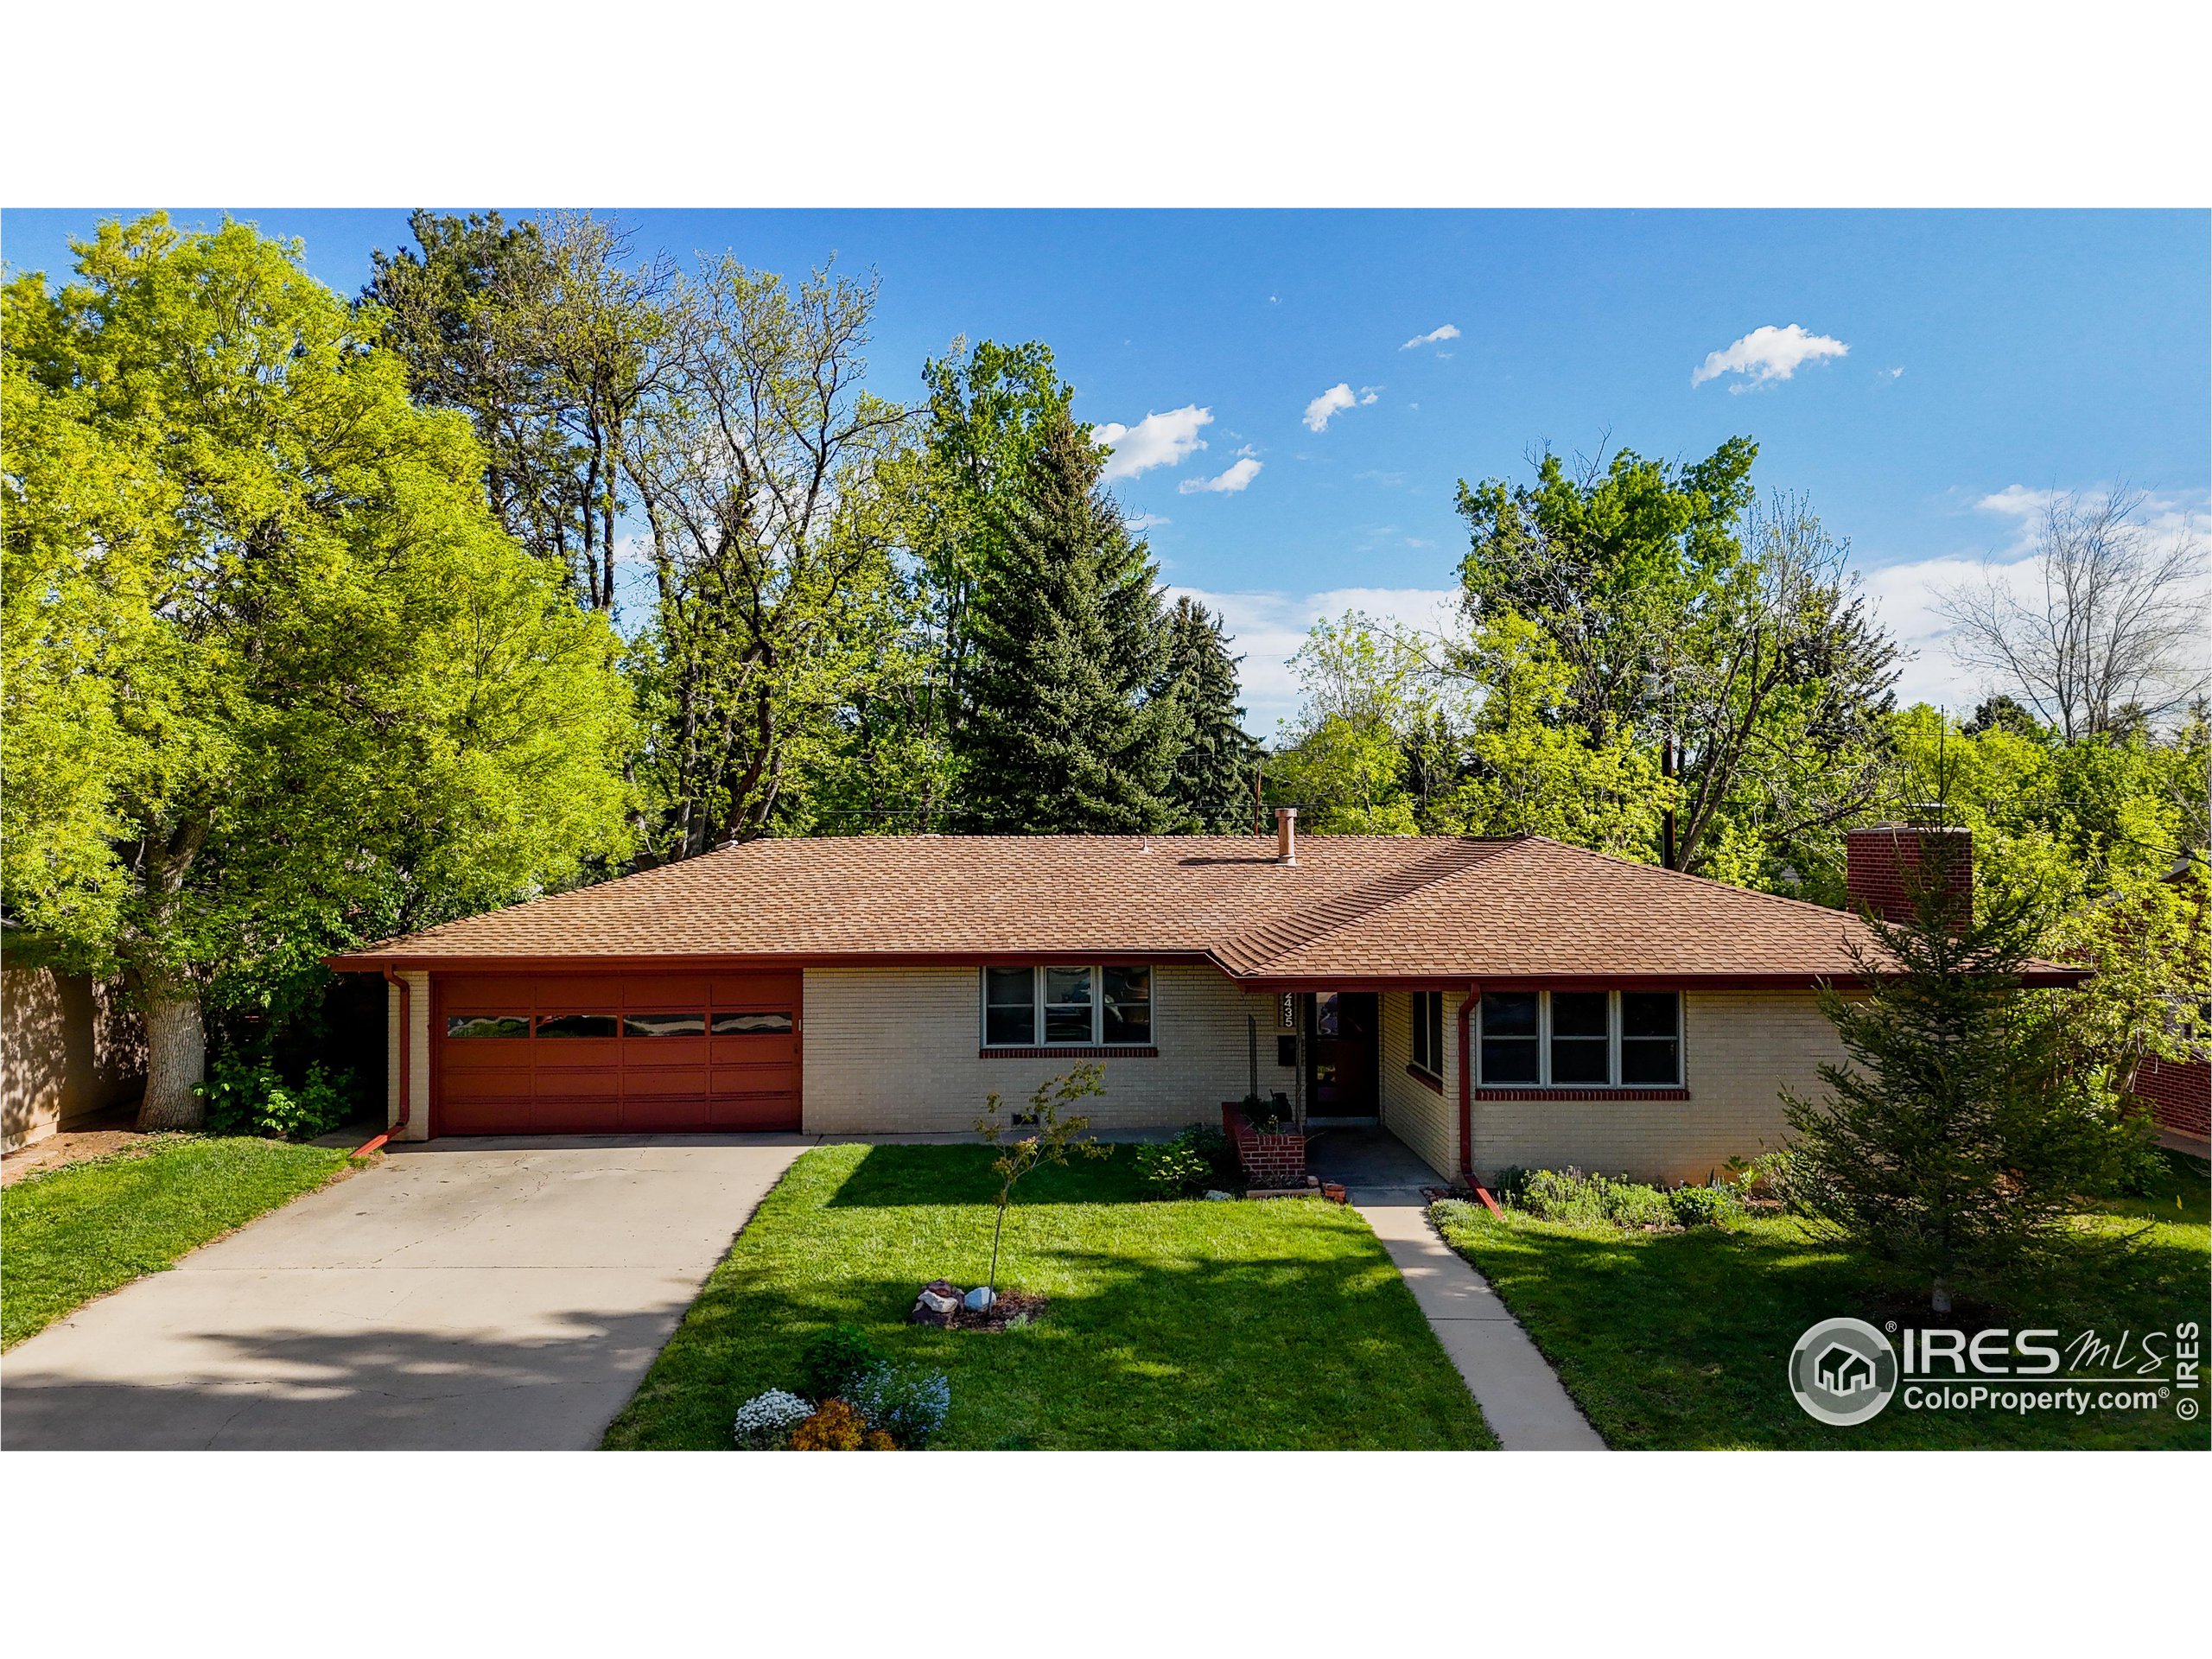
(1475, 990, 1681, 1087)
(981, 965, 1154, 1046)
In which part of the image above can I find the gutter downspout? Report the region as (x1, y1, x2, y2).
(1456, 984, 1502, 1217)
(354, 967, 412, 1159)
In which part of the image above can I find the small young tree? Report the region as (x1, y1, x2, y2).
(974, 1064, 1111, 1298)
(1781, 851, 2136, 1311)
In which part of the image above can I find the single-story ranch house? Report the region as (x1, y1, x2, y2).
(329, 812, 2084, 1185)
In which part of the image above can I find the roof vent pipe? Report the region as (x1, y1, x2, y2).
(1275, 806, 1298, 865)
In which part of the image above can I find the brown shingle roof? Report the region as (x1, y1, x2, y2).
(327, 833, 2088, 986)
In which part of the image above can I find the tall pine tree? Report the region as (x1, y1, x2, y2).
(1780, 850, 2138, 1312)
(958, 413, 1184, 832)
(1162, 597, 1261, 831)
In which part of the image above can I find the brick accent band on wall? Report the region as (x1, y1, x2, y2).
(977, 1046, 1159, 1060)
(1472, 1086, 1691, 1102)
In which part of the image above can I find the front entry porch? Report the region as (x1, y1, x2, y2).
(1303, 1124, 1440, 1204)
(1301, 990, 1379, 1125)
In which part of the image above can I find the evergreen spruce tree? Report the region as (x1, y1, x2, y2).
(1162, 597, 1262, 831)
(1781, 849, 2136, 1311)
(958, 414, 1185, 832)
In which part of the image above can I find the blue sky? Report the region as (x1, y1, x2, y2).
(6, 207, 2205, 732)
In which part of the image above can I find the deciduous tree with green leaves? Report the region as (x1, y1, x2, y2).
(2, 215, 634, 1128)
(620, 256, 914, 856)
(365, 210, 675, 613)
(1453, 445, 1897, 876)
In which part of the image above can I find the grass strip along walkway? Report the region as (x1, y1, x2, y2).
(1429, 1154, 2210, 1451)
(606, 1142, 1497, 1450)
(2, 1137, 354, 1350)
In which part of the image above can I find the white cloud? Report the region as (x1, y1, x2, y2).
(1400, 323, 1460, 351)
(1975, 484, 2054, 524)
(1123, 511, 1172, 531)
(1691, 323, 1850, 390)
(1885, 366, 1905, 379)
(1303, 383, 1357, 432)
(1165, 584, 1462, 734)
(1092, 404, 1211, 481)
(1358, 385, 1382, 404)
(1178, 457, 1264, 495)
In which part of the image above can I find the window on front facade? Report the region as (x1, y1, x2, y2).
(1620, 992, 1681, 1084)
(1102, 965, 1152, 1043)
(1409, 990, 1444, 1077)
(1548, 992, 1611, 1084)
(1478, 991, 1541, 1084)
(1477, 991, 1681, 1087)
(981, 965, 1154, 1046)
(1043, 967, 1094, 1043)
(983, 967, 1036, 1046)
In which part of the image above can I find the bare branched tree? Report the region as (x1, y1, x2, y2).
(623, 257, 916, 860)
(1937, 486, 2209, 740)
(1664, 493, 1899, 870)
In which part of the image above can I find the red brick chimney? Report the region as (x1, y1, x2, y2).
(1846, 821, 1974, 928)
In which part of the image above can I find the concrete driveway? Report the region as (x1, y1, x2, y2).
(2, 1135, 808, 1450)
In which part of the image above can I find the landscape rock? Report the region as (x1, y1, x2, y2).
(922, 1280, 961, 1300)
(908, 1289, 960, 1326)
(1204, 1190, 1235, 1201)
(963, 1286, 995, 1313)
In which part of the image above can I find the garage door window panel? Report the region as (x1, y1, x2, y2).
(711, 1011, 794, 1035)
(625, 1012, 707, 1038)
(447, 1015, 530, 1039)
(537, 1014, 620, 1038)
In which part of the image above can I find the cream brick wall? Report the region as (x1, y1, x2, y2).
(386, 971, 430, 1141)
(1376, 988, 1459, 1179)
(1469, 988, 1841, 1184)
(801, 963, 1297, 1133)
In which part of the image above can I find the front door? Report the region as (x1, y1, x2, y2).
(1307, 991, 1378, 1118)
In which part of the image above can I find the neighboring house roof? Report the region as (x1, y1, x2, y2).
(327, 833, 2089, 987)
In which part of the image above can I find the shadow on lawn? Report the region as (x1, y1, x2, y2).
(821, 1141, 1154, 1207)
(608, 1233, 1454, 1450)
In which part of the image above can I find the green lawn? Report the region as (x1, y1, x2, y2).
(604, 1142, 1496, 1450)
(1430, 1154, 2212, 1450)
(2, 1137, 354, 1349)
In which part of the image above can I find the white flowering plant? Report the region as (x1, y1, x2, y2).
(733, 1389, 815, 1449)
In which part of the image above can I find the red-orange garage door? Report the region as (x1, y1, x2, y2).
(433, 971, 801, 1135)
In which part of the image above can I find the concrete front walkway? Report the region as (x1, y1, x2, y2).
(2, 1134, 808, 1451)
(1307, 1129, 1606, 1451)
